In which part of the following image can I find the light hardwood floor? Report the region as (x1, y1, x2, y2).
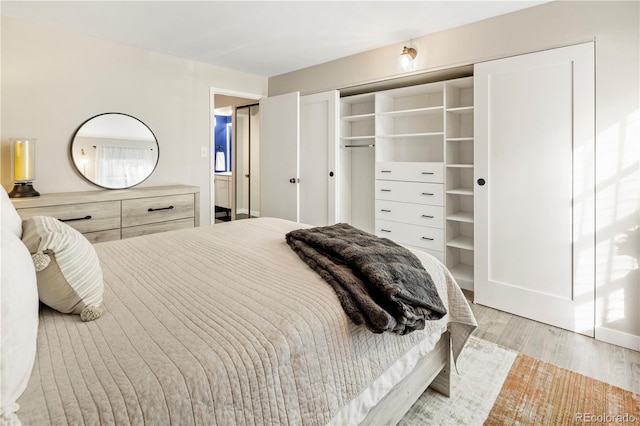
(464, 291, 640, 394)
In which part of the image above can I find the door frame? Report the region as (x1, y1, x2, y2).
(210, 87, 262, 225)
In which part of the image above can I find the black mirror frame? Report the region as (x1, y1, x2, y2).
(70, 112, 160, 190)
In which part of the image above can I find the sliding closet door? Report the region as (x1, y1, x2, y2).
(300, 90, 339, 226)
(474, 43, 595, 336)
(260, 92, 300, 222)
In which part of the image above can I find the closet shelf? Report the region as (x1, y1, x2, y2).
(341, 135, 375, 141)
(446, 236, 474, 250)
(446, 163, 474, 168)
(379, 106, 444, 118)
(450, 263, 474, 284)
(446, 212, 474, 223)
(446, 106, 474, 115)
(342, 113, 375, 122)
(446, 188, 474, 195)
(379, 132, 444, 139)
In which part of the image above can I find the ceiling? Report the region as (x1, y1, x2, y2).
(1, 1, 548, 77)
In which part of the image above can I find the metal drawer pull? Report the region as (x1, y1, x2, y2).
(380, 209, 392, 212)
(380, 229, 391, 233)
(421, 237, 434, 241)
(421, 192, 434, 196)
(421, 172, 434, 175)
(380, 189, 391, 192)
(380, 170, 392, 173)
(60, 215, 92, 222)
(148, 206, 174, 212)
(421, 215, 434, 218)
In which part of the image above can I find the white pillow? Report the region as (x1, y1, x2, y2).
(21, 216, 104, 321)
(1, 185, 22, 238)
(0, 226, 39, 422)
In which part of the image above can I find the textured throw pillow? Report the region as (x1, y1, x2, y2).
(0, 226, 39, 423)
(1, 185, 23, 238)
(21, 216, 104, 321)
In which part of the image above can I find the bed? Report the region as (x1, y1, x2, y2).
(2, 204, 476, 425)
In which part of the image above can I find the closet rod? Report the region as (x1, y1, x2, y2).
(342, 144, 375, 148)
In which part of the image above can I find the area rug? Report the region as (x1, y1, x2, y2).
(400, 337, 640, 425)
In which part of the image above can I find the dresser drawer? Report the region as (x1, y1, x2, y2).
(375, 180, 444, 206)
(122, 218, 194, 239)
(16, 201, 121, 234)
(375, 220, 444, 252)
(84, 229, 122, 244)
(122, 194, 195, 227)
(376, 162, 444, 183)
(375, 200, 444, 228)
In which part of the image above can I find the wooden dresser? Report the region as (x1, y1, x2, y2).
(12, 185, 200, 243)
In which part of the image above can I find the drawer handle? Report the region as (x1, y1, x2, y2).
(421, 172, 434, 175)
(60, 215, 92, 222)
(421, 237, 434, 241)
(421, 192, 434, 196)
(380, 170, 392, 173)
(380, 189, 391, 192)
(380, 209, 392, 212)
(380, 229, 391, 233)
(421, 215, 434, 218)
(148, 206, 174, 212)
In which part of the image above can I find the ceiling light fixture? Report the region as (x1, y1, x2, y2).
(400, 46, 417, 71)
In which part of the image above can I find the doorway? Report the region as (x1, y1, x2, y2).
(210, 88, 262, 224)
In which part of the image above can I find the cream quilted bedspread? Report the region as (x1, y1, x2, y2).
(16, 218, 476, 425)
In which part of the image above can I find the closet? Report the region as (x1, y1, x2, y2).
(260, 90, 338, 225)
(339, 77, 475, 289)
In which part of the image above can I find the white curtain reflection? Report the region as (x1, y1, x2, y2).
(95, 146, 155, 188)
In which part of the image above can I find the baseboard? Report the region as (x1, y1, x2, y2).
(595, 326, 640, 351)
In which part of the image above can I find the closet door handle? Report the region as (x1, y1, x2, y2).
(421, 237, 434, 241)
(421, 192, 434, 196)
(380, 170, 392, 173)
(380, 189, 391, 192)
(148, 206, 174, 212)
(421, 172, 434, 175)
(421, 215, 434, 218)
(380, 229, 391, 233)
(380, 209, 391, 212)
(60, 215, 92, 222)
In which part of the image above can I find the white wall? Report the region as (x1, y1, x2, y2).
(1, 16, 268, 225)
(269, 1, 640, 350)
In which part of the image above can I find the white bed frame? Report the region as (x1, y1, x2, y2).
(361, 331, 451, 424)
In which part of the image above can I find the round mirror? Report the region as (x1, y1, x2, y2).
(70, 113, 159, 189)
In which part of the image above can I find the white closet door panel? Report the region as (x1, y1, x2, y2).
(260, 92, 300, 222)
(475, 42, 595, 336)
(300, 91, 338, 226)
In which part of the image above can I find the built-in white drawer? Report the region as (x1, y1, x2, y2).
(375, 219, 444, 252)
(375, 162, 444, 183)
(375, 199, 444, 228)
(375, 180, 444, 206)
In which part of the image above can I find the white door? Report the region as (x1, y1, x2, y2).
(260, 92, 300, 221)
(300, 91, 339, 226)
(474, 43, 595, 336)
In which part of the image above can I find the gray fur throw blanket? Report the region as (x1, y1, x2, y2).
(285, 223, 447, 335)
